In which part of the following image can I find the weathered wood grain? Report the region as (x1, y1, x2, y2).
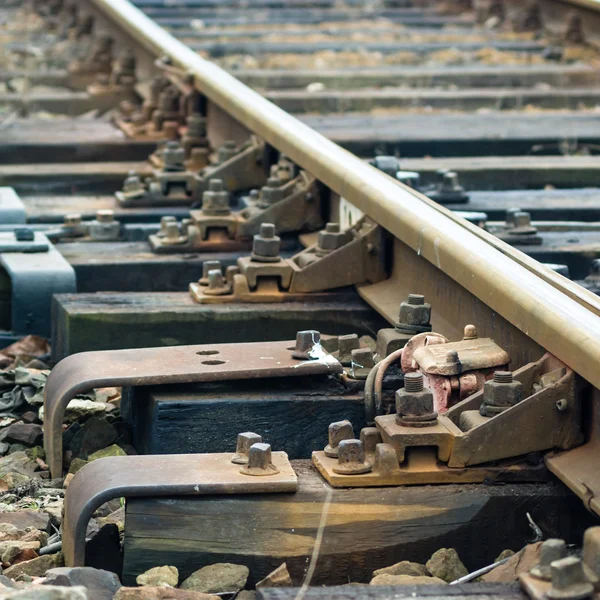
(123, 462, 594, 586)
(122, 374, 388, 457)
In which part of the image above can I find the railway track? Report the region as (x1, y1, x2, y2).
(1, 0, 600, 595)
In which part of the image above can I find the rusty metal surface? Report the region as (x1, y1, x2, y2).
(312, 446, 549, 488)
(44, 340, 342, 477)
(63, 452, 297, 567)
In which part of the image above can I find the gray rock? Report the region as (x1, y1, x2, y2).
(0, 574, 17, 588)
(0, 472, 32, 491)
(135, 565, 178, 587)
(236, 592, 256, 600)
(0, 442, 9, 456)
(8, 445, 28, 455)
(3, 423, 43, 446)
(180, 563, 249, 594)
(0, 540, 40, 563)
(0, 452, 38, 478)
(426, 548, 468, 583)
(68, 418, 118, 460)
(43, 567, 121, 600)
(255, 563, 293, 588)
(4, 554, 58, 579)
(373, 560, 429, 578)
(2, 585, 88, 599)
(370, 574, 447, 586)
(0, 510, 50, 531)
(39, 400, 107, 424)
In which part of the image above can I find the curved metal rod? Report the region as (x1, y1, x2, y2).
(63, 453, 297, 567)
(373, 348, 405, 419)
(44, 340, 342, 478)
(363, 362, 381, 425)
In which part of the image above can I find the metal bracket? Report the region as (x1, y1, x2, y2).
(190, 218, 386, 304)
(313, 353, 583, 487)
(116, 136, 266, 207)
(44, 340, 343, 478)
(149, 170, 323, 253)
(0, 231, 76, 339)
(0, 188, 26, 225)
(63, 452, 297, 567)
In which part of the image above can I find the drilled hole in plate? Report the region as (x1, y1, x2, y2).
(201, 359, 226, 365)
(196, 350, 219, 356)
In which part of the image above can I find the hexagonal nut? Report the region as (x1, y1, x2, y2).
(253, 236, 280, 258)
(318, 226, 351, 251)
(482, 378, 523, 408)
(398, 300, 431, 326)
(396, 387, 434, 418)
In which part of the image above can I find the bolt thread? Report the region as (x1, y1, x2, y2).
(407, 294, 425, 305)
(494, 371, 513, 384)
(404, 372, 424, 392)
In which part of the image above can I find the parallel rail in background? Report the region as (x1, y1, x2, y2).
(44, 0, 600, 512)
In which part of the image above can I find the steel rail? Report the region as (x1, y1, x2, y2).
(90, 0, 600, 393)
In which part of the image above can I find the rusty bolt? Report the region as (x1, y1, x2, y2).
(292, 329, 321, 360)
(260, 177, 285, 206)
(218, 140, 237, 164)
(463, 324, 478, 340)
(64, 214, 82, 227)
(203, 269, 230, 296)
(123, 171, 143, 193)
(360, 427, 382, 456)
(531, 539, 567, 581)
(165, 221, 181, 241)
(350, 348, 374, 380)
(225, 265, 240, 284)
(396, 372, 438, 427)
(96, 210, 114, 223)
(317, 222, 352, 254)
(231, 432, 263, 465)
(547, 556, 593, 600)
(199, 260, 222, 286)
(332, 439, 372, 475)
(251, 223, 281, 263)
(202, 179, 230, 216)
(480, 371, 523, 417)
(324, 420, 354, 458)
(337, 334, 360, 366)
(160, 216, 177, 235)
(398, 294, 431, 327)
(240, 442, 280, 476)
(163, 141, 185, 171)
(186, 113, 206, 138)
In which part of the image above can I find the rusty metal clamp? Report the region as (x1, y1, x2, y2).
(190, 218, 387, 304)
(64, 452, 297, 567)
(314, 353, 583, 487)
(44, 340, 343, 478)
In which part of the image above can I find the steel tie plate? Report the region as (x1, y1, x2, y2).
(63, 452, 297, 567)
(44, 340, 342, 477)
